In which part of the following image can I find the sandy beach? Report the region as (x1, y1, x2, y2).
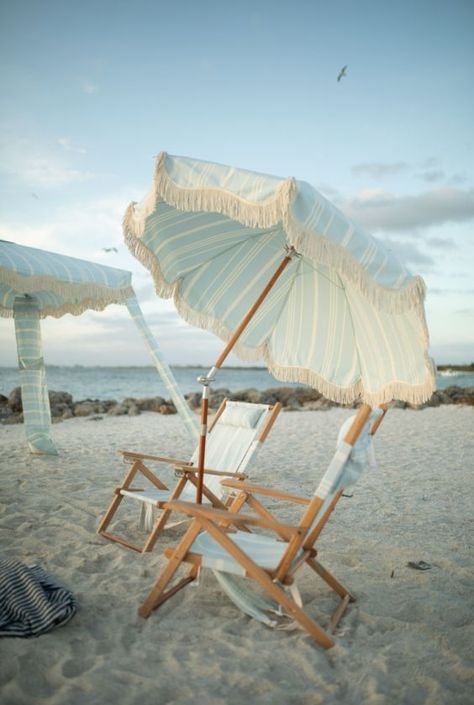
(1, 406, 473, 705)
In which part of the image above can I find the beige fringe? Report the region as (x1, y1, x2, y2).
(122, 152, 436, 405)
(172, 290, 435, 406)
(0, 268, 134, 319)
(124, 151, 429, 315)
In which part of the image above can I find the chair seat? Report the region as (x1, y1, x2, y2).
(120, 487, 213, 505)
(191, 530, 302, 576)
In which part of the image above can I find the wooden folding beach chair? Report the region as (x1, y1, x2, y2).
(98, 399, 281, 553)
(137, 403, 387, 648)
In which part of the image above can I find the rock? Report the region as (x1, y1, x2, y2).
(73, 400, 103, 416)
(135, 397, 166, 412)
(107, 403, 129, 416)
(49, 391, 74, 418)
(0, 394, 17, 422)
(8, 387, 22, 412)
(304, 398, 333, 410)
(425, 394, 441, 407)
(209, 389, 232, 409)
(392, 400, 408, 409)
(1, 414, 22, 425)
(49, 390, 73, 406)
(229, 388, 262, 403)
(159, 403, 177, 415)
(185, 392, 202, 409)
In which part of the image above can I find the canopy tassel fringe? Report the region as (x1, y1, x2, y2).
(124, 152, 429, 317)
(0, 268, 134, 319)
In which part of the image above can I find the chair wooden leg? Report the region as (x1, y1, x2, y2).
(201, 518, 335, 649)
(99, 531, 144, 553)
(226, 491, 248, 513)
(97, 460, 141, 534)
(142, 507, 173, 553)
(142, 476, 189, 552)
(307, 557, 355, 602)
(329, 594, 351, 633)
(139, 520, 203, 618)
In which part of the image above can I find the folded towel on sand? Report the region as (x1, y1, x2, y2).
(0, 558, 77, 638)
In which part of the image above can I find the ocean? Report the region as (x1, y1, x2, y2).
(1, 366, 473, 402)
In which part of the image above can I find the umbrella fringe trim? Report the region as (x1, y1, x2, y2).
(0, 268, 134, 318)
(285, 219, 427, 315)
(124, 192, 436, 405)
(263, 362, 436, 406)
(125, 152, 429, 316)
(171, 289, 436, 406)
(0, 296, 133, 320)
(153, 151, 296, 230)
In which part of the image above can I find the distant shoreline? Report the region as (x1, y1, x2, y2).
(436, 364, 474, 372)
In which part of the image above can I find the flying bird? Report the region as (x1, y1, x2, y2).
(102, 247, 118, 253)
(337, 65, 348, 82)
(31, 193, 39, 199)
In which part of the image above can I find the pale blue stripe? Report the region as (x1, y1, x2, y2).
(13, 296, 57, 455)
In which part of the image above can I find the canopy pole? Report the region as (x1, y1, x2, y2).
(126, 296, 199, 442)
(13, 296, 58, 455)
(195, 249, 295, 503)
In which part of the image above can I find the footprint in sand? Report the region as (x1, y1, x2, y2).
(61, 657, 95, 679)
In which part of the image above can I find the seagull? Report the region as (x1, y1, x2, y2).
(337, 65, 348, 82)
(102, 247, 118, 253)
(31, 193, 39, 199)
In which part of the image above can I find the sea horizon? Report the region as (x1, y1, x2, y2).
(1, 364, 473, 403)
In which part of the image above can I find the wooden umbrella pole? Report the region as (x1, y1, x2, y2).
(195, 250, 295, 503)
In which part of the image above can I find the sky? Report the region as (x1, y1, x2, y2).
(0, 0, 473, 367)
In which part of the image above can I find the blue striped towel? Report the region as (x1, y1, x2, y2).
(0, 558, 77, 638)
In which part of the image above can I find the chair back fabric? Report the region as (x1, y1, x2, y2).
(188, 402, 272, 498)
(309, 408, 383, 532)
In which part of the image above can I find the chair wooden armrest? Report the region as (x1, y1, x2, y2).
(220, 479, 311, 506)
(163, 500, 301, 539)
(118, 450, 192, 465)
(174, 464, 247, 480)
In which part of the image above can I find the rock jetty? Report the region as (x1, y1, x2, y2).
(0, 385, 473, 425)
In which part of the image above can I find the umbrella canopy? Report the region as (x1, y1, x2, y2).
(0, 239, 198, 453)
(124, 153, 435, 407)
(0, 239, 134, 317)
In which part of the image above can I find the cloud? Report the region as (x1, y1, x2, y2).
(417, 169, 445, 183)
(340, 187, 474, 232)
(0, 136, 92, 188)
(351, 158, 471, 190)
(0, 194, 128, 258)
(132, 281, 157, 304)
(20, 160, 91, 187)
(427, 236, 455, 249)
(375, 236, 434, 267)
(82, 81, 99, 94)
(450, 174, 468, 185)
(58, 137, 86, 154)
(351, 162, 409, 179)
(429, 288, 474, 295)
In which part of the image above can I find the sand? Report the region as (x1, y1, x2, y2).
(0, 406, 473, 705)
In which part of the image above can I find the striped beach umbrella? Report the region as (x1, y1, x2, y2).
(0, 239, 198, 453)
(124, 153, 436, 500)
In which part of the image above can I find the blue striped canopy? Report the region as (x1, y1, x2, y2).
(0, 240, 134, 318)
(0, 239, 198, 454)
(124, 153, 436, 406)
